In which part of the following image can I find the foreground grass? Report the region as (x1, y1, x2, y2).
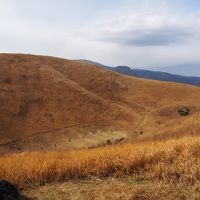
(0, 136, 200, 189)
(23, 178, 200, 200)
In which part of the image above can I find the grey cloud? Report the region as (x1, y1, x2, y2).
(101, 27, 192, 46)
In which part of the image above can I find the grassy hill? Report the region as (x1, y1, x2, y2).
(1, 54, 200, 153)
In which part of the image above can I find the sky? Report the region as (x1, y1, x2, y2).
(1, 0, 200, 75)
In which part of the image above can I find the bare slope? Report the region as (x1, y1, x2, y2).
(1, 54, 200, 153)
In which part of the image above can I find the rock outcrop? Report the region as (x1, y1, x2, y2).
(178, 106, 190, 116)
(0, 180, 19, 200)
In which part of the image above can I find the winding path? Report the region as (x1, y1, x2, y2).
(0, 120, 113, 147)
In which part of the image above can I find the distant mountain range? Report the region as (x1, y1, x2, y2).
(150, 64, 200, 77)
(79, 60, 200, 87)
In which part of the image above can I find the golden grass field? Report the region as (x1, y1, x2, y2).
(0, 136, 199, 199)
(0, 136, 199, 189)
(22, 178, 200, 200)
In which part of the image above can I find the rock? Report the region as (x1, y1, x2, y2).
(0, 180, 19, 200)
(178, 106, 190, 116)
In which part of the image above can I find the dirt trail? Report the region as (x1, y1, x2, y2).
(136, 111, 151, 129)
(135, 108, 156, 134)
(0, 120, 113, 147)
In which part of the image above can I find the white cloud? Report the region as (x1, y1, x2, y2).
(0, 0, 200, 73)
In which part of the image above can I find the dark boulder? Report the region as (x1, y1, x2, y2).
(178, 106, 190, 116)
(0, 180, 19, 200)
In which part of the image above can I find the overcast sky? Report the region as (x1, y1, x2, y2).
(1, 0, 200, 74)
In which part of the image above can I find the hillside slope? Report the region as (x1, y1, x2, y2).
(1, 54, 200, 153)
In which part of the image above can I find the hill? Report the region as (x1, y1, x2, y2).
(80, 60, 200, 87)
(1, 54, 200, 153)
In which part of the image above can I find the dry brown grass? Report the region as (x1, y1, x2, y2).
(1, 54, 200, 153)
(136, 111, 200, 142)
(23, 178, 200, 200)
(0, 136, 199, 189)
